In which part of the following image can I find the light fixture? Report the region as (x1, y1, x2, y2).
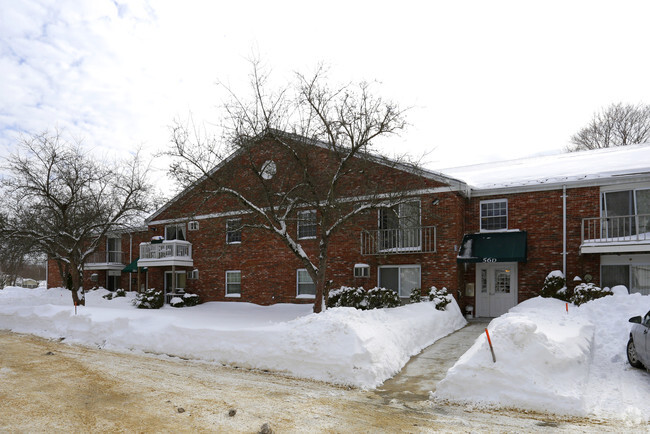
(431, 198, 440, 206)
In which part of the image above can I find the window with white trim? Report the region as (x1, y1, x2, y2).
(297, 269, 316, 297)
(165, 223, 187, 240)
(480, 199, 508, 231)
(354, 264, 370, 278)
(378, 265, 421, 298)
(164, 270, 186, 292)
(226, 218, 242, 244)
(188, 221, 199, 231)
(188, 269, 199, 280)
(297, 210, 317, 239)
(226, 270, 241, 297)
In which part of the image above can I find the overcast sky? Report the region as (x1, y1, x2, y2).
(2, 0, 650, 191)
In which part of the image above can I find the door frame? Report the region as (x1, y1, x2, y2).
(475, 262, 518, 317)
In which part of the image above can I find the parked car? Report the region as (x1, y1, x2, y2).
(627, 310, 650, 369)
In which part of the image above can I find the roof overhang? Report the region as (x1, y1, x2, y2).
(457, 231, 527, 263)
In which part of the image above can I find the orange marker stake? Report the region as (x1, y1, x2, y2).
(566, 303, 568, 314)
(485, 328, 496, 363)
(74, 301, 77, 315)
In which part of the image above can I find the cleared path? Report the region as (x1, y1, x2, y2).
(375, 319, 490, 403)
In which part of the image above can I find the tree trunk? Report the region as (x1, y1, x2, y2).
(67, 263, 85, 306)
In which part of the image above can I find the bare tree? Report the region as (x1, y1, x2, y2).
(167, 62, 422, 313)
(1, 130, 152, 305)
(568, 103, 650, 151)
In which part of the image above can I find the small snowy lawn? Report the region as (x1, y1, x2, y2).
(0, 286, 466, 388)
(433, 292, 650, 424)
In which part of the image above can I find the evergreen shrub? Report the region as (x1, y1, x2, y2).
(133, 288, 164, 309)
(570, 283, 613, 306)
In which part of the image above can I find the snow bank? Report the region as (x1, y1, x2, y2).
(433, 294, 650, 423)
(0, 286, 466, 389)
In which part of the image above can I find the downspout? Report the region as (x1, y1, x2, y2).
(45, 258, 48, 289)
(129, 233, 133, 292)
(562, 185, 567, 278)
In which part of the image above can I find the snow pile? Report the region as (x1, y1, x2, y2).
(0, 286, 466, 389)
(433, 294, 650, 423)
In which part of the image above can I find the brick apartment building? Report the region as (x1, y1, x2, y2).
(47, 137, 650, 318)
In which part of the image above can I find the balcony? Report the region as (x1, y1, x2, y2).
(138, 240, 193, 267)
(360, 226, 436, 255)
(581, 214, 650, 254)
(85, 251, 125, 270)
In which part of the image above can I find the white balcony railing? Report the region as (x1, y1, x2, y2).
(360, 226, 436, 255)
(582, 214, 650, 245)
(86, 251, 123, 264)
(139, 240, 192, 262)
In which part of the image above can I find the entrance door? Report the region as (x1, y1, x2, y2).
(476, 263, 517, 317)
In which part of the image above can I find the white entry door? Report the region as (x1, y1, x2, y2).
(476, 263, 518, 317)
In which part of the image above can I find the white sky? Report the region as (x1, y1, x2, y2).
(2, 0, 650, 192)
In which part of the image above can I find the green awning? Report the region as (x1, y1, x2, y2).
(457, 231, 527, 263)
(122, 258, 141, 273)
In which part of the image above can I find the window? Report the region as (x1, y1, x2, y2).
(480, 199, 508, 231)
(107, 236, 121, 263)
(226, 218, 242, 244)
(297, 269, 316, 297)
(188, 269, 199, 280)
(378, 265, 421, 298)
(165, 223, 186, 241)
(602, 188, 650, 237)
(354, 264, 370, 278)
(188, 221, 199, 231)
(226, 270, 241, 297)
(601, 254, 650, 295)
(297, 210, 317, 239)
(378, 201, 421, 250)
(261, 160, 277, 180)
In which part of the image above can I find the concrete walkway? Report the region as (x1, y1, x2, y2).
(374, 319, 490, 403)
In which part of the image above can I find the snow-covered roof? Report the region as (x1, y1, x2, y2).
(439, 143, 650, 193)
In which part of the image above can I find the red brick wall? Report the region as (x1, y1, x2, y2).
(461, 186, 601, 310)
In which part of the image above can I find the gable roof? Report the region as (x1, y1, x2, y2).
(440, 143, 650, 194)
(147, 129, 470, 223)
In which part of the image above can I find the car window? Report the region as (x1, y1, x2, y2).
(644, 311, 650, 326)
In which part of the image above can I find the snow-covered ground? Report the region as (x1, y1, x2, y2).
(433, 292, 650, 424)
(0, 286, 466, 389)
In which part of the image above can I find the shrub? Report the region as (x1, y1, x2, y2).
(183, 292, 200, 307)
(541, 270, 569, 301)
(327, 286, 366, 309)
(103, 288, 126, 300)
(428, 286, 453, 311)
(366, 287, 401, 309)
(409, 287, 427, 303)
(133, 288, 164, 309)
(169, 292, 200, 308)
(570, 283, 613, 306)
(327, 286, 400, 310)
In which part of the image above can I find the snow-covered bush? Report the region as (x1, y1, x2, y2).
(102, 288, 126, 300)
(366, 287, 401, 309)
(540, 270, 569, 301)
(183, 292, 200, 307)
(570, 283, 613, 306)
(327, 286, 400, 310)
(133, 288, 164, 309)
(428, 286, 453, 311)
(409, 287, 427, 303)
(327, 286, 366, 309)
(169, 292, 200, 308)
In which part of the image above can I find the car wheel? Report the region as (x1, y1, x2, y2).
(627, 337, 645, 369)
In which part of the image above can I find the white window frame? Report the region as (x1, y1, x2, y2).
(601, 254, 650, 295)
(297, 210, 317, 240)
(188, 269, 199, 280)
(188, 221, 199, 231)
(354, 263, 370, 278)
(226, 218, 242, 244)
(225, 270, 241, 297)
(165, 223, 187, 241)
(480, 198, 508, 232)
(378, 200, 422, 251)
(377, 264, 421, 298)
(296, 269, 316, 298)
